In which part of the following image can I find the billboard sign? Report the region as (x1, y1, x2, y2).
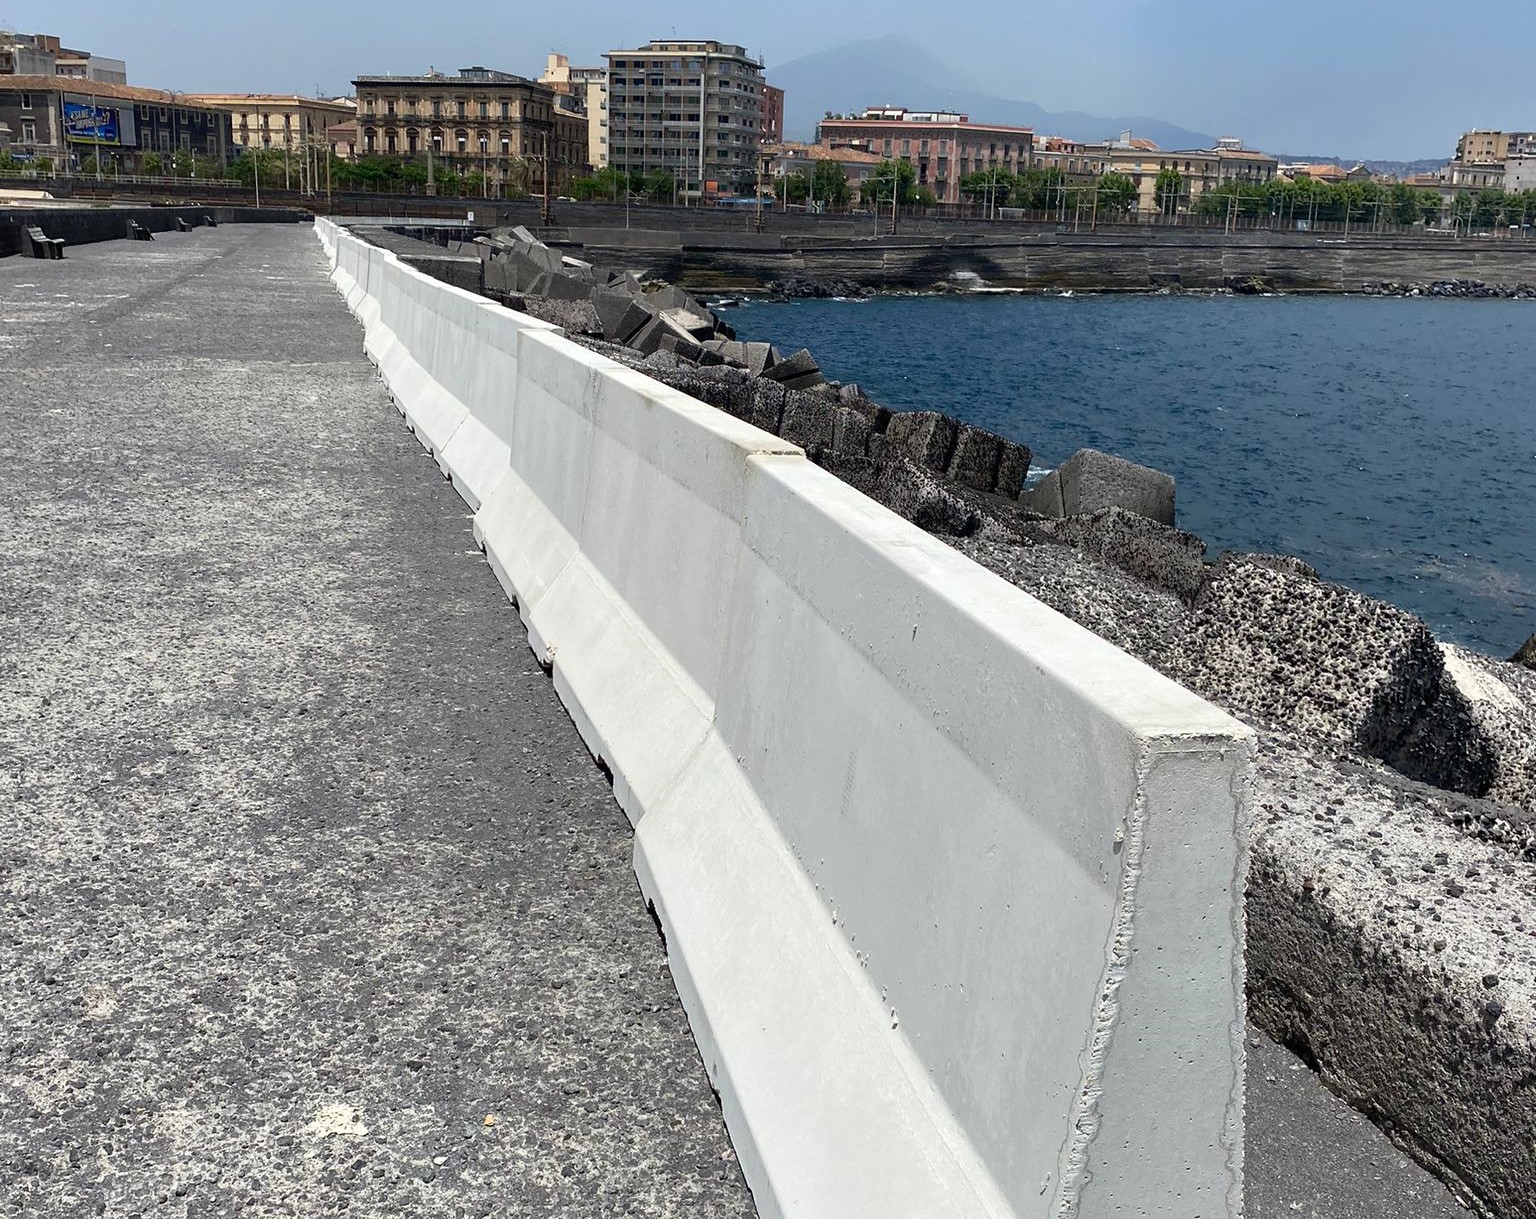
(62, 97, 135, 146)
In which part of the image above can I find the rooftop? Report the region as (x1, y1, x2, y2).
(353, 67, 541, 87)
(0, 74, 185, 104)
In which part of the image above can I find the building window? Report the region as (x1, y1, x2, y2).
(21, 120, 35, 143)
(19, 92, 31, 109)
(456, 100, 466, 119)
(500, 101, 509, 120)
(478, 101, 488, 118)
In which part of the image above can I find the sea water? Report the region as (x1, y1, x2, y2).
(740, 294, 1536, 656)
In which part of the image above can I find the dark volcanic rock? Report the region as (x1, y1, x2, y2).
(1032, 507, 1208, 606)
(812, 452, 980, 537)
(1174, 561, 1495, 797)
(521, 297, 602, 336)
(880, 411, 957, 472)
(957, 532, 1190, 672)
(1513, 635, 1536, 671)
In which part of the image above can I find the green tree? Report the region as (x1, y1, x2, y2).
(959, 165, 1015, 207)
(140, 152, 162, 175)
(862, 158, 917, 206)
(1154, 166, 1184, 215)
(1010, 167, 1063, 210)
(782, 170, 812, 203)
(811, 159, 851, 207)
(1094, 171, 1137, 213)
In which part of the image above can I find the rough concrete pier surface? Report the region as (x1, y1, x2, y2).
(0, 227, 752, 1217)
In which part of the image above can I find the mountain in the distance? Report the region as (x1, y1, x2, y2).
(769, 37, 1217, 151)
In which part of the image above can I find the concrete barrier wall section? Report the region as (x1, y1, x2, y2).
(313, 217, 1255, 1219)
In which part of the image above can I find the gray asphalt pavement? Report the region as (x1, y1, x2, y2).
(0, 224, 752, 1218)
(0, 223, 1474, 1219)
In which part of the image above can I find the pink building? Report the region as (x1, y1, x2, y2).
(816, 107, 1034, 205)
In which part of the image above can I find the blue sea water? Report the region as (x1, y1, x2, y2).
(736, 294, 1536, 657)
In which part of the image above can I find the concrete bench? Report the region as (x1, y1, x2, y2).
(127, 220, 155, 242)
(203, 215, 219, 227)
(176, 217, 192, 232)
(22, 225, 64, 259)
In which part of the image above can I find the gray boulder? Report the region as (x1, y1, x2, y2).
(1023, 448, 1176, 526)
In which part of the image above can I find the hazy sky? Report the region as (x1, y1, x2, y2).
(30, 1, 1535, 159)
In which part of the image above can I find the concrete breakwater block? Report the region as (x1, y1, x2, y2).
(1248, 734, 1536, 1219)
(758, 347, 825, 390)
(1033, 507, 1208, 606)
(1024, 448, 1177, 526)
(1173, 561, 1505, 800)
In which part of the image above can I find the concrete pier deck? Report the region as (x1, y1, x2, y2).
(0, 226, 752, 1217)
(0, 225, 1470, 1218)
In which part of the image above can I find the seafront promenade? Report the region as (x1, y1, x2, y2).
(0, 225, 1470, 1217)
(0, 227, 752, 1216)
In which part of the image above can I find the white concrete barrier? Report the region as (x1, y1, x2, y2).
(316, 220, 1254, 1219)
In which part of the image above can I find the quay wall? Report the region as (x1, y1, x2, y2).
(556, 230, 1536, 293)
(316, 217, 1255, 1219)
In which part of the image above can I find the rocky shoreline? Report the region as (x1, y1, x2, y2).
(456, 224, 1536, 1218)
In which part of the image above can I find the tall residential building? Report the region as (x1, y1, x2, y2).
(185, 94, 356, 154)
(353, 66, 588, 194)
(538, 53, 610, 168)
(1455, 129, 1536, 164)
(0, 31, 126, 83)
(817, 108, 1035, 205)
(603, 39, 766, 198)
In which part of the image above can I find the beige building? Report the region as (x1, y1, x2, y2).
(185, 94, 356, 154)
(765, 140, 882, 194)
(819, 108, 1034, 205)
(353, 66, 587, 194)
(1093, 135, 1277, 213)
(604, 39, 766, 198)
(538, 53, 608, 168)
(1455, 129, 1529, 164)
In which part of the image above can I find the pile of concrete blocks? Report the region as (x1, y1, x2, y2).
(478, 229, 1037, 509)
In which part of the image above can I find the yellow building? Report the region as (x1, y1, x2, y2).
(538, 53, 609, 169)
(184, 93, 356, 154)
(353, 66, 587, 194)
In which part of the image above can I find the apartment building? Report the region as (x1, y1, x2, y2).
(353, 66, 587, 193)
(603, 39, 766, 198)
(538, 53, 610, 168)
(0, 77, 231, 170)
(1, 31, 126, 83)
(817, 108, 1034, 205)
(186, 94, 356, 155)
(1454, 129, 1536, 164)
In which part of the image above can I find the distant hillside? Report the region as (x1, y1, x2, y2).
(770, 36, 1217, 150)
